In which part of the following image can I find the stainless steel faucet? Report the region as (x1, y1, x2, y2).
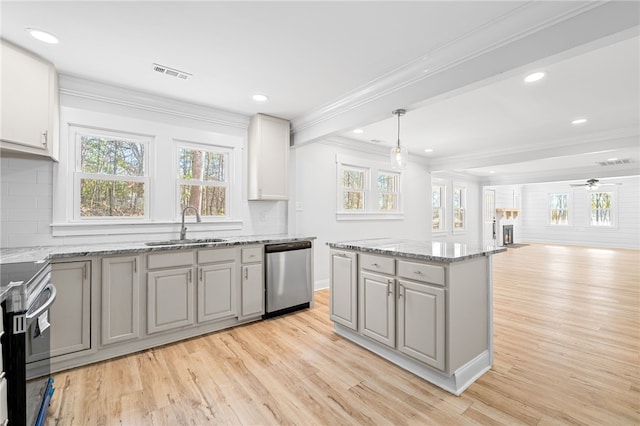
(180, 205, 201, 240)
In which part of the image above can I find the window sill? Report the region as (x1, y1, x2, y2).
(51, 219, 243, 237)
(336, 211, 404, 221)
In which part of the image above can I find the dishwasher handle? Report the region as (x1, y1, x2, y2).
(265, 240, 312, 253)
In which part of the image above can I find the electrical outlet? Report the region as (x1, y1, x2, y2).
(295, 202, 303, 212)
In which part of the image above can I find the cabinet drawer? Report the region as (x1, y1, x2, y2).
(398, 261, 445, 286)
(198, 248, 237, 264)
(147, 251, 194, 269)
(360, 253, 395, 275)
(241, 247, 262, 264)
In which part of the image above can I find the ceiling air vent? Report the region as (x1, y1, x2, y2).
(596, 158, 633, 166)
(152, 63, 192, 80)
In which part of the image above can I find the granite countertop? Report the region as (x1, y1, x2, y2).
(0, 235, 317, 264)
(327, 238, 506, 263)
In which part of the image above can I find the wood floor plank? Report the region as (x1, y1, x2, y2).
(45, 243, 640, 425)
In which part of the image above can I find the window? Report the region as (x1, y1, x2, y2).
(378, 171, 400, 211)
(75, 132, 148, 219)
(590, 192, 613, 226)
(432, 184, 445, 231)
(548, 194, 569, 225)
(177, 145, 229, 217)
(336, 155, 403, 219)
(453, 186, 466, 230)
(341, 166, 367, 211)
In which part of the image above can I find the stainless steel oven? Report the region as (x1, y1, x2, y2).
(1, 261, 56, 426)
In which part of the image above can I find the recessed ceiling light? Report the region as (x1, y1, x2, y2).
(524, 71, 545, 83)
(26, 28, 59, 44)
(571, 118, 588, 125)
(252, 94, 268, 102)
(353, 129, 364, 134)
(424, 148, 433, 153)
(607, 157, 618, 161)
(489, 170, 496, 174)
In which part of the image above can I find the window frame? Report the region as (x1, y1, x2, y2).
(452, 184, 466, 232)
(336, 154, 404, 221)
(432, 181, 446, 233)
(73, 128, 151, 222)
(175, 141, 232, 220)
(589, 190, 617, 228)
(548, 193, 570, 226)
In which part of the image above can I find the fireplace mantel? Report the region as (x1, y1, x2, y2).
(496, 208, 520, 220)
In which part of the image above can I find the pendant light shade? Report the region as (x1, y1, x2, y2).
(390, 109, 408, 170)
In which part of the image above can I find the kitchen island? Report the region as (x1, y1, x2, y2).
(327, 238, 505, 395)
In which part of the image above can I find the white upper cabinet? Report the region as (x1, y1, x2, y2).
(0, 39, 59, 160)
(247, 114, 290, 200)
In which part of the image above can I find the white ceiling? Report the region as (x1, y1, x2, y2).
(1, 1, 639, 184)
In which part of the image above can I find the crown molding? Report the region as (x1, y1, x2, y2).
(59, 73, 250, 130)
(291, 1, 639, 145)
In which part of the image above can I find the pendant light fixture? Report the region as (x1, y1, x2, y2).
(390, 109, 408, 170)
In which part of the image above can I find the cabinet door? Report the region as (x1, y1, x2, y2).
(248, 114, 289, 200)
(28, 261, 91, 362)
(147, 267, 194, 334)
(359, 271, 395, 348)
(397, 279, 445, 370)
(330, 250, 357, 330)
(198, 262, 237, 323)
(240, 263, 263, 319)
(0, 40, 53, 154)
(102, 255, 140, 345)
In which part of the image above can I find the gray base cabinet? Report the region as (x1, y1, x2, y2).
(360, 271, 395, 348)
(240, 247, 264, 319)
(397, 279, 445, 370)
(28, 261, 91, 363)
(101, 255, 140, 345)
(147, 267, 194, 334)
(329, 250, 357, 330)
(198, 262, 237, 323)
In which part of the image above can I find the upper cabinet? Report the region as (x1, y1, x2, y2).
(247, 114, 289, 200)
(0, 39, 59, 161)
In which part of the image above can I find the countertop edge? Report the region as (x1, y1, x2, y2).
(327, 241, 507, 263)
(0, 235, 317, 264)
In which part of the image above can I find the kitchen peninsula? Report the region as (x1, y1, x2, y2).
(328, 238, 505, 395)
(0, 235, 315, 379)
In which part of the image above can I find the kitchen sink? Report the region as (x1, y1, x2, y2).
(144, 238, 227, 246)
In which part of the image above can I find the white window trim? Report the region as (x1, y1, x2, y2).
(336, 154, 404, 221)
(71, 126, 152, 222)
(548, 192, 570, 226)
(52, 115, 244, 237)
(432, 179, 447, 235)
(175, 140, 234, 221)
(452, 183, 466, 233)
(588, 188, 618, 228)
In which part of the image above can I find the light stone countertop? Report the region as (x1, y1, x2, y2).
(0, 235, 317, 264)
(327, 238, 506, 263)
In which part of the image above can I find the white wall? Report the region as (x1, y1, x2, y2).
(0, 78, 288, 248)
(518, 176, 640, 249)
(291, 141, 432, 289)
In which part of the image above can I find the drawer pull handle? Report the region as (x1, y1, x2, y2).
(414, 270, 422, 275)
(372, 263, 379, 267)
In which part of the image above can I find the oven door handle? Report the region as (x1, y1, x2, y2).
(26, 283, 57, 321)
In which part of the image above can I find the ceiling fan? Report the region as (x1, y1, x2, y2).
(569, 178, 622, 189)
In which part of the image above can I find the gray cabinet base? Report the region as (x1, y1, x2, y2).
(333, 323, 491, 396)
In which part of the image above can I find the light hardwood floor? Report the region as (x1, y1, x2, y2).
(46, 244, 639, 425)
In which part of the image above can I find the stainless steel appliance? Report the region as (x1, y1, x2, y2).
(1, 261, 56, 426)
(264, 241, 312, 318)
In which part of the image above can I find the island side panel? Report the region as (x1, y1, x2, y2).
(447, 256, 489, 373)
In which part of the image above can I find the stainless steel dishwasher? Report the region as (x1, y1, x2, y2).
(264, 240, 312, 318)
